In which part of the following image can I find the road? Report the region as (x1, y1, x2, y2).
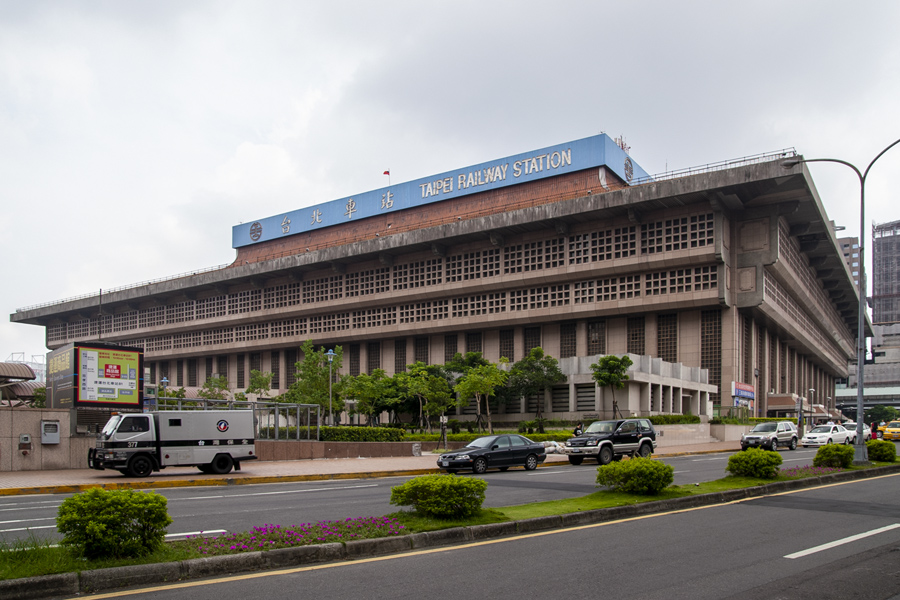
(57, 472, 900, 600)
(1, 448, 824, 545)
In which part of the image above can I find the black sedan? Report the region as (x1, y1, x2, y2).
(437, 434, 546, 474)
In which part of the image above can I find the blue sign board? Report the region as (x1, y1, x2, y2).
(232, 134, 650, 249)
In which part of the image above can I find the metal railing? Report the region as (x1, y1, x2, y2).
(154, 398, 321, 441)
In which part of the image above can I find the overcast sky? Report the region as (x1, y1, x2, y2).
(3, 1, 899, 371)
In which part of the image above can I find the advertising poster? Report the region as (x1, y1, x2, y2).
(47, 344, 77, 409)
(75, 344, 143, 408)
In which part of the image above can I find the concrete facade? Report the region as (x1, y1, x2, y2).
(11, 146, 861, 422)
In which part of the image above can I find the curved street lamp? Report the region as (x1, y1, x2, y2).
(782, 138, 900, 463)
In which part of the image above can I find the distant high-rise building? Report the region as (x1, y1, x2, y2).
(873, 220, 900, 324)
(837, 235, 861, 289)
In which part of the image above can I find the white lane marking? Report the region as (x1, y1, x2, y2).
(0, 517, 55, 525)
(673, 471, 688, 474)
(176, 483, 378, 501)
(0, 506, 62, 513)
(690, 457, 730, 462)
(785, 524, 900, 559)
(0, 525, 56, 533)
(165, 529, 227, 538)
(525, 470, 570, 476)
(0, 500, 63, 508)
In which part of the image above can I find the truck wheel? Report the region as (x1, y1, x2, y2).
(598, 446, 613, 465)
(209, 454, 234, 475)
(127, 455, 154, 478)
(567, 456, 584, 465)
(638, 444, 652, 458)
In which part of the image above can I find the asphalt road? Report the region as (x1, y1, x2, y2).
(0, 448, 824, 545)
(57, 472, 900, 600)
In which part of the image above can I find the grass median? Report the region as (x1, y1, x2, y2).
(3, 460, 897, 581)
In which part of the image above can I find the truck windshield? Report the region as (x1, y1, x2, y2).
(100, 415, 122, 440)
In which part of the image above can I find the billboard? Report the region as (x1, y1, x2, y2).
(46, 343, 143, 409)
(232, 133, 652, 249)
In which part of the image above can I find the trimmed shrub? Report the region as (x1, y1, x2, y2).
(595, 457, 674, 495)
(390, 474, 488, 518)
(812, 444, 854, 469)
(648, 414, 701, 425)
(866, 439, 897, 463)
(727, 447, 783, 478)
(56, 488, 172, 559)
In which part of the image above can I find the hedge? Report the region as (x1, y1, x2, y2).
(727, 447, 782, 478)
(595, 457, 674, 495)
(390, 474, 488, 518)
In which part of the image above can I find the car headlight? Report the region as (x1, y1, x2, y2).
(586, 439, 599, 446)
(456, 454, 470, 460)
(565, 441, 573, 447)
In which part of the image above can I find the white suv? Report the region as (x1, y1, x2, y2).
(740, 421, 798, 451)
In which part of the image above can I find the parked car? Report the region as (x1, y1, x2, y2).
(562, 418, 658, 465)
(882, 421, 900, 441)
(740, 421, 798, 451)
(437, 434, 546, 474)
(842, 422, 871, 443)
(800, 424, 852, 447)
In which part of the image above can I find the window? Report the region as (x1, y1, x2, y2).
(444, 335, 458, 363)
(524, 327, 541, 353)
(414, 337, 429, 364)
(627, 317, 645, 355)
(271, 351, 280, 389)
(587, 321, 606, 356)
(367, 342, 381, 373)
(168, 419, 182, 427)
(560, 323, 576, 358)
(499, 330, 515, 362)
(236, 354, 245, 388)
(349, 344, 361, 376)
(466, 332, 482, 354)
(394, 339, 407, 373)
(657, 314, 677, 363)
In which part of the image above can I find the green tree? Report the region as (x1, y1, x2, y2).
(454, 360, 509, 433)
(283, 340, 344, 424)
(197, 375, 230, 400)
(865, 404, 899, 424)
(397, 362, 455, 433)
(591, 354, 633, 419)
(246, 369, 274, 399)
(507, 347, 566, 432)
(32, 386, 47, 408)
(341, 369, 400, 425)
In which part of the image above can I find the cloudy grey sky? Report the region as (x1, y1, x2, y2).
(3, 0, 899, 369)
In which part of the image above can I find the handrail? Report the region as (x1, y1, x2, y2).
(16, 148, 798, 313)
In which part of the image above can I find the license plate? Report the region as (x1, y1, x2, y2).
(749, 440, 758, 445)
(570, 449, 581, 453)
(440, 461, 448, 467)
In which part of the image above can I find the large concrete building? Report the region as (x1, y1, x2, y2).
(12, 135, 862, 423)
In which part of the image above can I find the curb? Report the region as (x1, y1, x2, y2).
(5, 462, 898, 599)
(0, 449, 735, 497)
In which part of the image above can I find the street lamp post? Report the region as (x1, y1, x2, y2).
(782, 138, 900, 464)
(160, 377, 168, 408)
(326, 349, 335, 426)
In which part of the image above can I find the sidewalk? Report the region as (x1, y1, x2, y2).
(0, 441, 742, 496)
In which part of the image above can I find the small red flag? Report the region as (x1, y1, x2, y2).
(383, 170, 390, 175)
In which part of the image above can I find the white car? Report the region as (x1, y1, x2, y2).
(842, 422, 871, 443)
(801, 424, 852, 447)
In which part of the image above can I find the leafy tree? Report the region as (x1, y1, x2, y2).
(454, 359, 509, 433)
(507, 347, 566, 432)
(197, 376, 230, 400)
(246, 369, 274, 399)
(865, 404, 899, 424)
(32, 386, 47, 408)
(283, 339, 344, 423)
(341, 369, 401, 425)
(396, 362, 455, 433)
(444, 352, 490, 385)
(591, 354, 633, 419)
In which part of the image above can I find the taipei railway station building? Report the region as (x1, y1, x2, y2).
(12, 135, 863, 424)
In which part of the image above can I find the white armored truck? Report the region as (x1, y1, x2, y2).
(88, 410, 257, 477)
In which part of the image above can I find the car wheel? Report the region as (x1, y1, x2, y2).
(789, 438, 797, 450)
(826, 438, 832, 444)
(209, 454, 234, 475)
(598, 446, 613, 465)
(638, 444, 652, 458)
(770, 439, 777, 451)
(741, 445, 748, 451)
(568, 456, 584, 466)
(127, 455, 153, 478)
(844, 437, 851, 445)
(473, 457, 487, 474)
(524, 454, 538, 471)
(499, 466, 510, 471)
